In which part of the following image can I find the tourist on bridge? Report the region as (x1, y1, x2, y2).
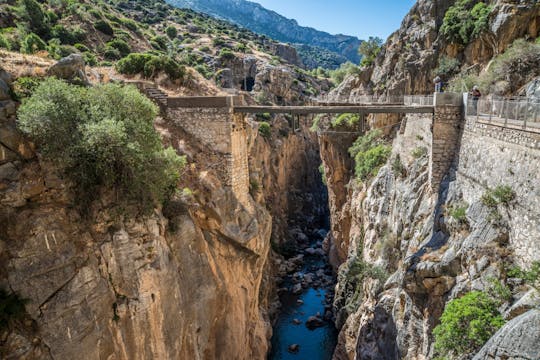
(470, 85, 482, 115)
(433, 76, 444, 93)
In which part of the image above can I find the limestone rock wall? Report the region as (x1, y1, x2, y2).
(323, 112, 540, 359)
(0, 91, 273, 359)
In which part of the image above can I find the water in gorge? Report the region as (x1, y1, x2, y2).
(268, 229, 338, 359)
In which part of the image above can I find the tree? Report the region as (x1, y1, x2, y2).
(17, 78, 186, 210)
(19, 0, 49, 36)
(358, 36, 383, 67)
(165, 25, 178, 40)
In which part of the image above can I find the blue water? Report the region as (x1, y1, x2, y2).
(269, 256, 338, 359)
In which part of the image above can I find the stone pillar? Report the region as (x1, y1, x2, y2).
(430, 93, 464, 192)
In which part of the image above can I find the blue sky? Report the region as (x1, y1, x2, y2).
(252, 0, 416, 40)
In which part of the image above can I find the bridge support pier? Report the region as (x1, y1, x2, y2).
(430, 93, 464, 192)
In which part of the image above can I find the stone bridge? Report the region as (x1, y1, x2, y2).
(135, 82, 464, 197)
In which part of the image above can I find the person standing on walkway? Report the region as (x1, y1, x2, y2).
(470, 85, 481, 115)
(433, 76, 443, 93)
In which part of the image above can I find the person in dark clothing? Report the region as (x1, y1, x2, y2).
(433, 76, 443, 93)
(470, 85, 481, 115)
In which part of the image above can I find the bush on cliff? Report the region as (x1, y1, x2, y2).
(17, 78, 186, 210)
(440, 0, 491, 45)
(433, 291, 505, 359)
(349, 130, 391, 181)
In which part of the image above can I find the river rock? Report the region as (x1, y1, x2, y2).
(292, 318, 301, 325)
(292, 283, 303, 295)
(288, 344, 299, 353)
(305, 247, 317, 255)
(306, 315, 324, 329)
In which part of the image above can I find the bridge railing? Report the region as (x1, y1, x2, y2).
(403, 95, 434, 106)
(467, 97, 540, 131)
(317, 94, 407, 104)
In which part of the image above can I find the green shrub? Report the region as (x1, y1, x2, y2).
(143, 56, 185, 80)
(331, 113, 360, 128)
(391, 155, 406, 177)
(165, 25, 178, 39)
(328, 61, 362, 85)
(95, 20, 114, 36)
(103, 46, 121, 60)
(256, 113, 271, 121)
(0, 289, 27, 329)
(434, 56, 461, 77)
(106, 38, 131, 57)
(12, 76, 42, 99)
(21, 33, 46, 54)
(116, 53, 155, 75)
(482, 185, 515, 207)
(83, 52, 97, 66)
(411, 146, 428, 159)
(0, 34, 11, 50)
(17, 78, 186, 210)
(349, 130, 390, 181)
(50, 25, 86, 45)
(359, 36, 383, 67)
(258, 121, 271, 139)
(319, 164, 327, 185)
(212, 37, 226, 47)
(449, 204, 468, 223)
(486, 277, 513, 304)
(440, 0, 491, 45)
(433, 291, 505, 358)
(218, 48, 235, 61)
(150, 35, 168, 51)
(19, 0, 49, 36)
(507, 261, 540, 290)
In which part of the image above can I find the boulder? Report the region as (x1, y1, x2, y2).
(291, 283, 303, 295)
(504, 290, 540, 320)
(292, 318, 301, 325)
(0, 78, 10, 101)
(305, 315, 324, 329)
(473, 310, 540, 360)
(287, 344, 299, 353)
(47, 54, 89, 84)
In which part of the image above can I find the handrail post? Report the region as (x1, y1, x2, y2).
(504, 100, 509, 127)
(523, 99, 528, 129)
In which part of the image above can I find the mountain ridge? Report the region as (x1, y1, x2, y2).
(165, 0, 362, 68)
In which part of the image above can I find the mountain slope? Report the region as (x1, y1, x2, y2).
(165, 0, 362, 68)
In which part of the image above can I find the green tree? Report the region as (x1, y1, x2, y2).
(440, 0, 492, 45)
(19, 0, 49, 36)
(165, 25, 178, 39)
(433, 291, 505, 359)
(358, 36, 383, 67)
(17, 78, 186, 210)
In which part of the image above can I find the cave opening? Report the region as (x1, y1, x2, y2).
(240, 77, 255, 91)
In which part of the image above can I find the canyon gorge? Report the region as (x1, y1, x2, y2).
(1, 0, 540, 359)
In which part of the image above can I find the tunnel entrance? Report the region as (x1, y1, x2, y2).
(240, 77, 255, 92)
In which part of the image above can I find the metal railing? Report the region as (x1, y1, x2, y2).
(467, 97, 540, 130)
(317, 94, 406, 104)
(403, 95, 434, 106)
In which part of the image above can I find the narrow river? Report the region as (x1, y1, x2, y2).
(268, 231, 338, 359)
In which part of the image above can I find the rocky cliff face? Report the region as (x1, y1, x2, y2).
(321, 109, 540, 359)
(331, 0, 540, 99)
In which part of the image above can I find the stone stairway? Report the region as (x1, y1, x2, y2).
(143, 86, 168, 106)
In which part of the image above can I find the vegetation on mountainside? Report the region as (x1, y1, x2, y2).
(440, 0, 492, 45)
(331, 113, 360, 128)
(17, 78, 186, 210)
(0, 0, 309, 81)
(448, 39, 540, 94)
(358, 36, 383, 67)
(507, 261, 540, 291)
(318, 164, 327, 185)
(349, 129, 391, 181)
(339, 255, 388, 314)
(258, 121, 271, 139)
(481, 185, 516, 207)
(433, 291, 505, 359)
